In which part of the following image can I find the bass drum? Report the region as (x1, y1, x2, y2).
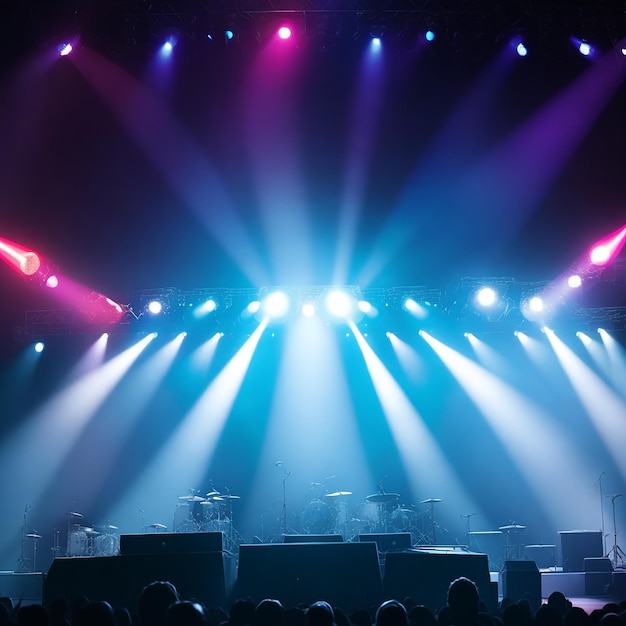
(67, 529, 88, 556)
(302, 500, 332, 534)
(173, 503, 197, 533)
(94, 534, 120, 556)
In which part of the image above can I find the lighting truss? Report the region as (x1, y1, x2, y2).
(18, 275, 626, 339)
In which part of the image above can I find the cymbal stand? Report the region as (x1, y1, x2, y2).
(460, 513, 476, 547)
(16, 505, 31, 573)
(428, 501, 438, 545)
(276, 462, 293, 537)
(31, 531, 40, 572)
(606, 494, 625, 569)
(51, 528, 61, 559)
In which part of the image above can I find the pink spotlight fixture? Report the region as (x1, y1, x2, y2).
(0, 237, 42, 276)
(589, 224, 626, 266)
(277, 26, 292, 40)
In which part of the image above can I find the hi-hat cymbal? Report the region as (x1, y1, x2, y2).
(79, 526, 95, 533)
(26, 533, 42, 539)
(421, 498, 442, 504)
(325, 491, 352, 497)
(499, 524, 526, 531)
(178, 495, 206, 502)
(366, 493, 400, 503)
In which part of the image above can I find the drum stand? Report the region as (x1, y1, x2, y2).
(276, 462, 293, 537)
(606, 494, 625, 569)
(16, 505, 32, 573)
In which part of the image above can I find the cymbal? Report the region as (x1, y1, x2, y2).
(26, 533, 42, 539)
(325, 491, 352, 497)
(69, 511, 83, 518)
(79, 526, 95, 533)
(366, 493, 400, 503)
(149, 523, 167, 529)
(206, 491, 221, 497)
(97, 524, 118, 531)
(499, 524, 526, 531)
(469, 530, 502, 535)
(217, 494, 240, 500)
(178, 495, 206, 502)
(421, 498, 442, 504)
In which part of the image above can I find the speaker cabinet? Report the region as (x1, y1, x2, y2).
(557, 531, 603, 572)
(383, 550, 497, 612)
(358, 533, 412, 553)
(236, 542, 381, 611)
(44, 553, 226, 610)
(282, 535, 343, 543)
(501, 560, 541, 610)
(120, 532, 223, 555)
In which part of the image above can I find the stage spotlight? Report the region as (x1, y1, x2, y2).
(529, 296, 544, 312)
(474, 287, 498, 308)
(225, 30, 234, 41)
(578, 41, 592, 56)
(567, 274, 582, 288)
(261, 290, 290, 320)
(371, 37, 381, 48)
(589, 225, 626, 266)
(34, 342, 45, 353)
(301, 302, 316, 318)
(325, 289, 355, 320)
(278, 26, 292, 40)
(58, 43, 73, 57)
(45, 275, 59, 289)
(147, 300, 164, 315)
(193, 299, 217, 319)
(622, 47, 626, 56)
(160, 37, 177, 58)
(516, 43, 528, 57)
(358, 300, 373, 315)
(576, 331, 592, 345)
(425, 30, 435, 42)
(247, 301, 261, 315)
(20, 252, 41, 276)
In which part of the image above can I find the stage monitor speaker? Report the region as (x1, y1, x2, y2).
(557, 531, 603, 572)
(583, 557, 613, 572)
(358, 533, 412, 553)
(44, 553, 225, 610)
(120, 532, 223, 555)
(282, 535, 343, 543)
(501, 560, 541, 610)
(383, 550, 497, 612)
(236, 542, 381, 611)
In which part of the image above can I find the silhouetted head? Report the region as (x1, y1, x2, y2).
(376, 600, 409, 626)
(447, 578, 479, 623)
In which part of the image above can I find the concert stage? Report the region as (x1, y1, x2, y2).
(2, 535, 624, 613)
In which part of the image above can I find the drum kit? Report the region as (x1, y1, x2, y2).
(174, 489, 244, 553)
(66, 512, 120, 557)
(299, 488, 436, 542)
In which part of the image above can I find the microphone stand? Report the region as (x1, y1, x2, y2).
(598, 472, 606, 554)
(606, 494, 625, 569)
